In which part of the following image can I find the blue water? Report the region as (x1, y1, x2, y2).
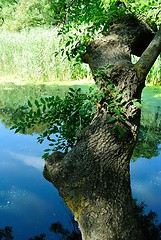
(131, 147, 161, 222)
(0, 121, 74, 239)
(1, 119, 161, 239)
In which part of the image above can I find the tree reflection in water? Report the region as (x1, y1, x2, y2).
(0, 84, 161, 239)
(1, 201, 161, 239)
(132, 105, 161, 160)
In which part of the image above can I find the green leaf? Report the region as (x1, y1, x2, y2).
(37, 108, 41, 116)
(15, 127, 21, 133)
(28, 100, 32, 108)
(44, 148, 51, 152)
(69, 88, 76, 92)
(42, 153, 49, 159)
(35, 99, 40, 108)
(133, 100, 142, 108)
(114, 109, 121, 117)
(29, 110, 33, 117)
(107, 117, 116, 123)
(43, 105, 46, 112)
(40, 98, 46, 104)
(65, 41, 71, 47)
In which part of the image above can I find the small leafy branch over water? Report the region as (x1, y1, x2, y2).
(11, 87, 100, 158)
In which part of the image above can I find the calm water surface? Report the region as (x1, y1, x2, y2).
(131, 148, 161, 222)
(0, 120, 74, 239)
(0, 83, 161, 239)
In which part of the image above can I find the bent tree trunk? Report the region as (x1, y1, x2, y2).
(43, 19, 161, 240)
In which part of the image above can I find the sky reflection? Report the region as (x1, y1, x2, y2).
(0, 120, 75, 240)
(131, 151, 161, 222)
(1, 120, 161, 238)
(8, 151, 44, 170)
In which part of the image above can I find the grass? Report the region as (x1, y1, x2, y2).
(0, 27, 91, 84)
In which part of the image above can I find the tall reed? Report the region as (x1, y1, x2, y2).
(147, 54, 161, 85)
(0, 28, 91, 83)
(132, 55, 161, 85)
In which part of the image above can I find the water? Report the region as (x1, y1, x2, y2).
(0, 83, 161, 238)
(0, 120, 74, 239)
(131, 150, 161, 222)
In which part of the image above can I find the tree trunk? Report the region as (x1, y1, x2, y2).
(43, 19, 161, 240)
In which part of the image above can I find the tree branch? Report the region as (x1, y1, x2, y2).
(135, 27, 161, 80)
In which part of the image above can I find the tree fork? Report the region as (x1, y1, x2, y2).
(43, 17, 161, 240)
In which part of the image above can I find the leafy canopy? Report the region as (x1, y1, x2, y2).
(0, 0, 160, 32)
(54, 0, 161, 62)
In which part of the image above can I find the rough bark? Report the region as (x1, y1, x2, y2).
(43, 18, 161, 240)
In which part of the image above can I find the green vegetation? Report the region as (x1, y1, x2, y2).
(132, 86, 161, 160)
(147, 56, 161, 85)
(10, 87, 99, 157)
(0, 0, 160, 85)
(0, 28, 91, 84)
(0, 0, 160, 157)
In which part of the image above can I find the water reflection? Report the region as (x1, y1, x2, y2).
(131, 99, 161, 222)
(0, 120, 75, 239)
(131, 150, 161, 222)
(0, 83, 161, 238)
(8, 151, 44, 170)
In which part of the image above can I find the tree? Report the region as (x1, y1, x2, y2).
(43, 28, 161, 240)
(12, 0, 161, 239)
(43, 2, 161, 240)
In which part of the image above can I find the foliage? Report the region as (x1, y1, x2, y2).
(0, 226, 13, 240)
(133, 200, 161, 240)
(56, 1, 133, 62)
(28, 233, 46, 240)
(94, 66, 142, 139)
(10, 71, 143, 156)
(0, 1, 160, 85)
(0, 1, 160, 58)
(11, 87, 101, 158)
(0, 0, 160, 31)
(1, 82, 160, 160)
(147, 54, 161, 85)
(0, 0, 55, 30)
(50, 220, 81, 240)
(48, 0, 161, 63)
